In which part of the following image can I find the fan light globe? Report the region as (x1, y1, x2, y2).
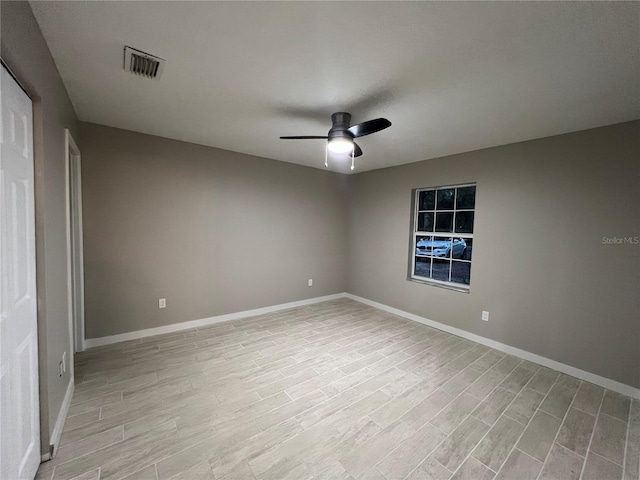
(327, 138, 354, 154)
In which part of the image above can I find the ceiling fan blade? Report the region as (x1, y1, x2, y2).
(354, 142, 363, 157)
(279, 136, 328, 140)
(348, 118, 391, 138)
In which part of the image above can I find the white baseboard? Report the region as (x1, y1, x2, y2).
(345, 293, 640, 400)
(50, 378, 74, 457)
(83, 293, 347, 349)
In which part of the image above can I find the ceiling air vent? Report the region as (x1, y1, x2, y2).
(123, 46, 165, 80)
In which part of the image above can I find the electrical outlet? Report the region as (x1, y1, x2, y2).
(308, 279, 313, 287)
(159, 298, 166, 308)
(62, 352, 67, 373)
(482, 311, 490, 322)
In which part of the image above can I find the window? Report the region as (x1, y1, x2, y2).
(409, 184, 476, 291)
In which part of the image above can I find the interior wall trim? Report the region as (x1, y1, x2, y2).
(49, 379, 74, 458)
(83, 293, 346, 349)
(345, 293, 640, 400)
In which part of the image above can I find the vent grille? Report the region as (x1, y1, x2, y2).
(123, 46, 165, 80)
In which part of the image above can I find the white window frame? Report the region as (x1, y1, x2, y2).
(409, 183, 476, 292)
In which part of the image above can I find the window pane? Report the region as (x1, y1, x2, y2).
(437, 189, 455, 209)
(456, 186, 476, 209)
(455, 211, 474, 233)
(451, 238, 467, 259)
(461, 238, 473, 260)
(419, 190, 435, 210)
(431, 259, 450, 282)
(451, 261, 471, 284)
(415, 236, 433, 256)
(431, 236, 453, 259)
(414, 256, 431, 278)
(418, 212, 434, 232)
(435, 212, 453, 232)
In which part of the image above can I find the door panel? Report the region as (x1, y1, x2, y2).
(12, 178, 30, 302)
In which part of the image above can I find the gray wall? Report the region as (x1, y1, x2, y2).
(1, 1, 80, 453)
(79, 123, 349, 339)
(347, 121, 640, 389)
(81, 121, 639, 390)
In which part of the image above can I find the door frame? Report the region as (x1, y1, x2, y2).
(65, 129, 85, 355)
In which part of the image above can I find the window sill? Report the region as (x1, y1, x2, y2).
(407, 276, 470, 293)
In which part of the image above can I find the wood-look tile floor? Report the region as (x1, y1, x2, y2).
(36, 299, 639, 480)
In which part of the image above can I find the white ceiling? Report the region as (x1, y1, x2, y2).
(31, 1, 639, 174)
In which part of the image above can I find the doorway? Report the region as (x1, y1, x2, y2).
(66, 130, 85, 354)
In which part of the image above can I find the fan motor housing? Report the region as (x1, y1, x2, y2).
(328, 130, 354, 142)
(329, 112, 354, 140)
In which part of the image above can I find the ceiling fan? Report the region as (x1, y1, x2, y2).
(280, 112, 391, 169)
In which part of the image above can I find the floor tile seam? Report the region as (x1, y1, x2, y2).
(238, 390, 300, 418)
(446, 436, 500, 480)
(598, 410, 631, 426)
(142, 421, 240, 476)
(363, 417, 453, 478)
(64, 414, 101, 432)
(41, 431, 122, 479)
(433, 342, 494, 378)
(467, 359, 527, 426)
(247, 420, 343, 477)
(253, 390, 328, 431)
(586, 449, 625, 468)
(400, 454, 455, 480)
(470, 362, 536, 430)
(64, 402, 161, 438)
(50, 429, 124, 480)
(427, 383, 488, 432)
(622, 398, 633, 480)
(468, 449, 499, 475)
(521, 382, 550, 397)
(434, 394, 501, 478)
(552, 441, 586, 459)
(461, 360, 507, 400)
(534, 379, 584, 480)
(570, 403, 599, 419)
(577, 379, 607, 480)
(286, 367, 347, 395)
(354, 334, 422, 357)
(582, 409, 628, 469)
(377, 423, 453, 480)
(71, 376, 158, 400)
(516, 446, 545, 465)
(370, 386, 472, 477)
(429, 420, 455, 439)
(491, 368, 565, 479)
(465, 388, 487, 402)
(293, 385, 385, 428)
(397, 383, 455, 430)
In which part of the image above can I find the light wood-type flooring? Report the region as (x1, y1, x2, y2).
(36, 299, 639, 480)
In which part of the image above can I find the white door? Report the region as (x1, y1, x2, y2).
(0, 65, 40, 479)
